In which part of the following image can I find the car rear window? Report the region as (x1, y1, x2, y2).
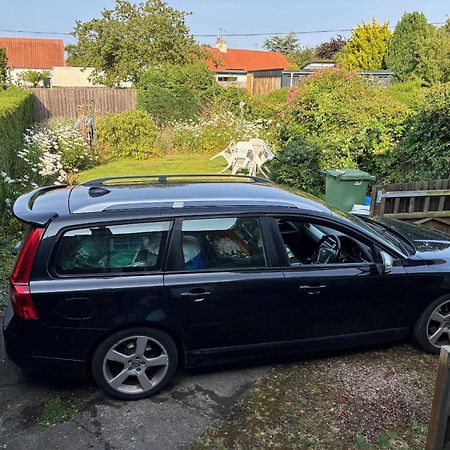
(53, 221, 171, 276)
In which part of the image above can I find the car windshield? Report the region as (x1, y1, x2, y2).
(330, 208, 412, 255)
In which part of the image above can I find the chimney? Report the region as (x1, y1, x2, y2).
(215, 37, 228, 53)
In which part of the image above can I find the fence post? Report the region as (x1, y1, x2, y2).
(426, 345, 450, 450)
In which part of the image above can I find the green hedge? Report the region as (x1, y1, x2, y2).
(0, 89, 34, 176)
(0, 89, 34, 229)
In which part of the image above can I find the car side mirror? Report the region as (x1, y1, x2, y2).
(376, 250, 394, 274)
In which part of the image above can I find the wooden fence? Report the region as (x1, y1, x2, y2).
(426, 346, 450, 450)
(31, 88, 137, 122)
(370, 179, 450, 234)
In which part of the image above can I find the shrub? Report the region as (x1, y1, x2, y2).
(19, 70, 51, 87)
(0, 89, 33, 228)
(384, 12, 431, 82)
(315, 36, 347, 60)
(339, 19, 391, 70)
(3, 123, 98, 187)
(0, 48, 7, 88)
(284, 68, 410, 180)
(49, 123, 98, 174)
(268, 138, 324, 196)
(214, 86, 252, 116)
(167, 109, 282, 156)
(394, 83, 450, 180)
(137, 62, 217, 125)
(96, 110, 160, 159)
(248, 88, 289, 121)
(0, 89, 34, 176)
(385, 79, 427, 108)
(169, 112, 248, 155)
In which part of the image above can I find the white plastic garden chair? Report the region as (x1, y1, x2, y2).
(248, 139, 275, 177)
(231, 141, 253, 175)
(210, 140, 235, 173)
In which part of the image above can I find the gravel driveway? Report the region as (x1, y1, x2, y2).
(0, 312, 270, 450)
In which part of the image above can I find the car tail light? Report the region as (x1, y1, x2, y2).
(9, 227, 44, 320)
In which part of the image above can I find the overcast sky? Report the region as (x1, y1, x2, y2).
(1, 0, 448, 49)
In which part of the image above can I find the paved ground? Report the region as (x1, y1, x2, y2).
(0, 312, 270, 450)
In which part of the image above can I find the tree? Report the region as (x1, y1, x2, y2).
(264, 33, 300, 55)
(19, 70, 50, 87)
(384, 12, 431, 81)
(0, 48, 7, 88)
(137, 62, 217, 125)
(339, 19, 391, 70)
(396, 83, 450, 180)
(315, 36, 347, 60)
(287, 48, 316, 69)
(414, 20, 450, 84)
(67, 0, 201, 86)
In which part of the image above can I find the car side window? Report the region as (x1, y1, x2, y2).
(53, 221, 171, 275)
(276, 219, 374, 267)
(180, 217, 268, 271)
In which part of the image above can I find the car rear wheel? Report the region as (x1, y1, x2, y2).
(413, 295, 450, 354)
(92, 327, 178, 400)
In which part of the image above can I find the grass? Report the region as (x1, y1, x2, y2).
(78, 154, 226, 182)
(38, 396, 78, 427)
(37, 391, 98, 427)
(193, 345, 438, 450)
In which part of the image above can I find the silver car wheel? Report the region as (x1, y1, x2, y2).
(102, 335, 169, 395)
(427, 300, 450, 348)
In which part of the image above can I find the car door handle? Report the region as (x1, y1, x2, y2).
(180, 289, 211, 302)
(299, 285, 326, 295)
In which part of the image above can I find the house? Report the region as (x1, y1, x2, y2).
(205, 38, 289, 88)
(52, 67, 105, 88)
(0, 37, 65, 85)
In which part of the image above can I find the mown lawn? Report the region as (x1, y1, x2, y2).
(78, 154, 225, 182)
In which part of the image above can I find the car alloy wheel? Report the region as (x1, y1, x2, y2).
(427, 299, 450, 348)
(92, 327, 178, 399)
(103, 335, 169, 395)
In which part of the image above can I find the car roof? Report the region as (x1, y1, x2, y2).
(13, 175, 332, 226)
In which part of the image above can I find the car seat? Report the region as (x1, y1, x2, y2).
(183, 235, 206, 270)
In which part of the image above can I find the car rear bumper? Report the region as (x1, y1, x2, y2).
(3, 303, 86, 377)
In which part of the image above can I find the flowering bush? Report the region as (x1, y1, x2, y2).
(52, 124, 99, 174)
(0, 123, 99, 228)
(17, 124, 98, 183)
(167, 111, 281, 155)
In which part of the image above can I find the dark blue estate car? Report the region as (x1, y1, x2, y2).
(3, 174, 450, 399)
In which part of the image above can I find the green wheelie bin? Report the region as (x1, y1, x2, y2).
(322, 169, 375, 212)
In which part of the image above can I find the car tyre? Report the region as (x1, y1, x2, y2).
(92, 327, 178, 400)
(413, 295, 450, 354)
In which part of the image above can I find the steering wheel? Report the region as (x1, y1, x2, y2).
(313, 235, 342, 264)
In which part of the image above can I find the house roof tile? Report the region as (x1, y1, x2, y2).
(0, 37, 65, 69)
(205, 47, 289, 72)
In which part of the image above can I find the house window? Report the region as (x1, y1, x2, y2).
(218, 76, 238, 82)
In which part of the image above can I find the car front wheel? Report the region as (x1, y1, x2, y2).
(92, 327, 178, 400)
(413, 295, 450, 354)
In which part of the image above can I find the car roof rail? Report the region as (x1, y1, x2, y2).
(80, 173, 273, 187)
(13, 184, 67, 226)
